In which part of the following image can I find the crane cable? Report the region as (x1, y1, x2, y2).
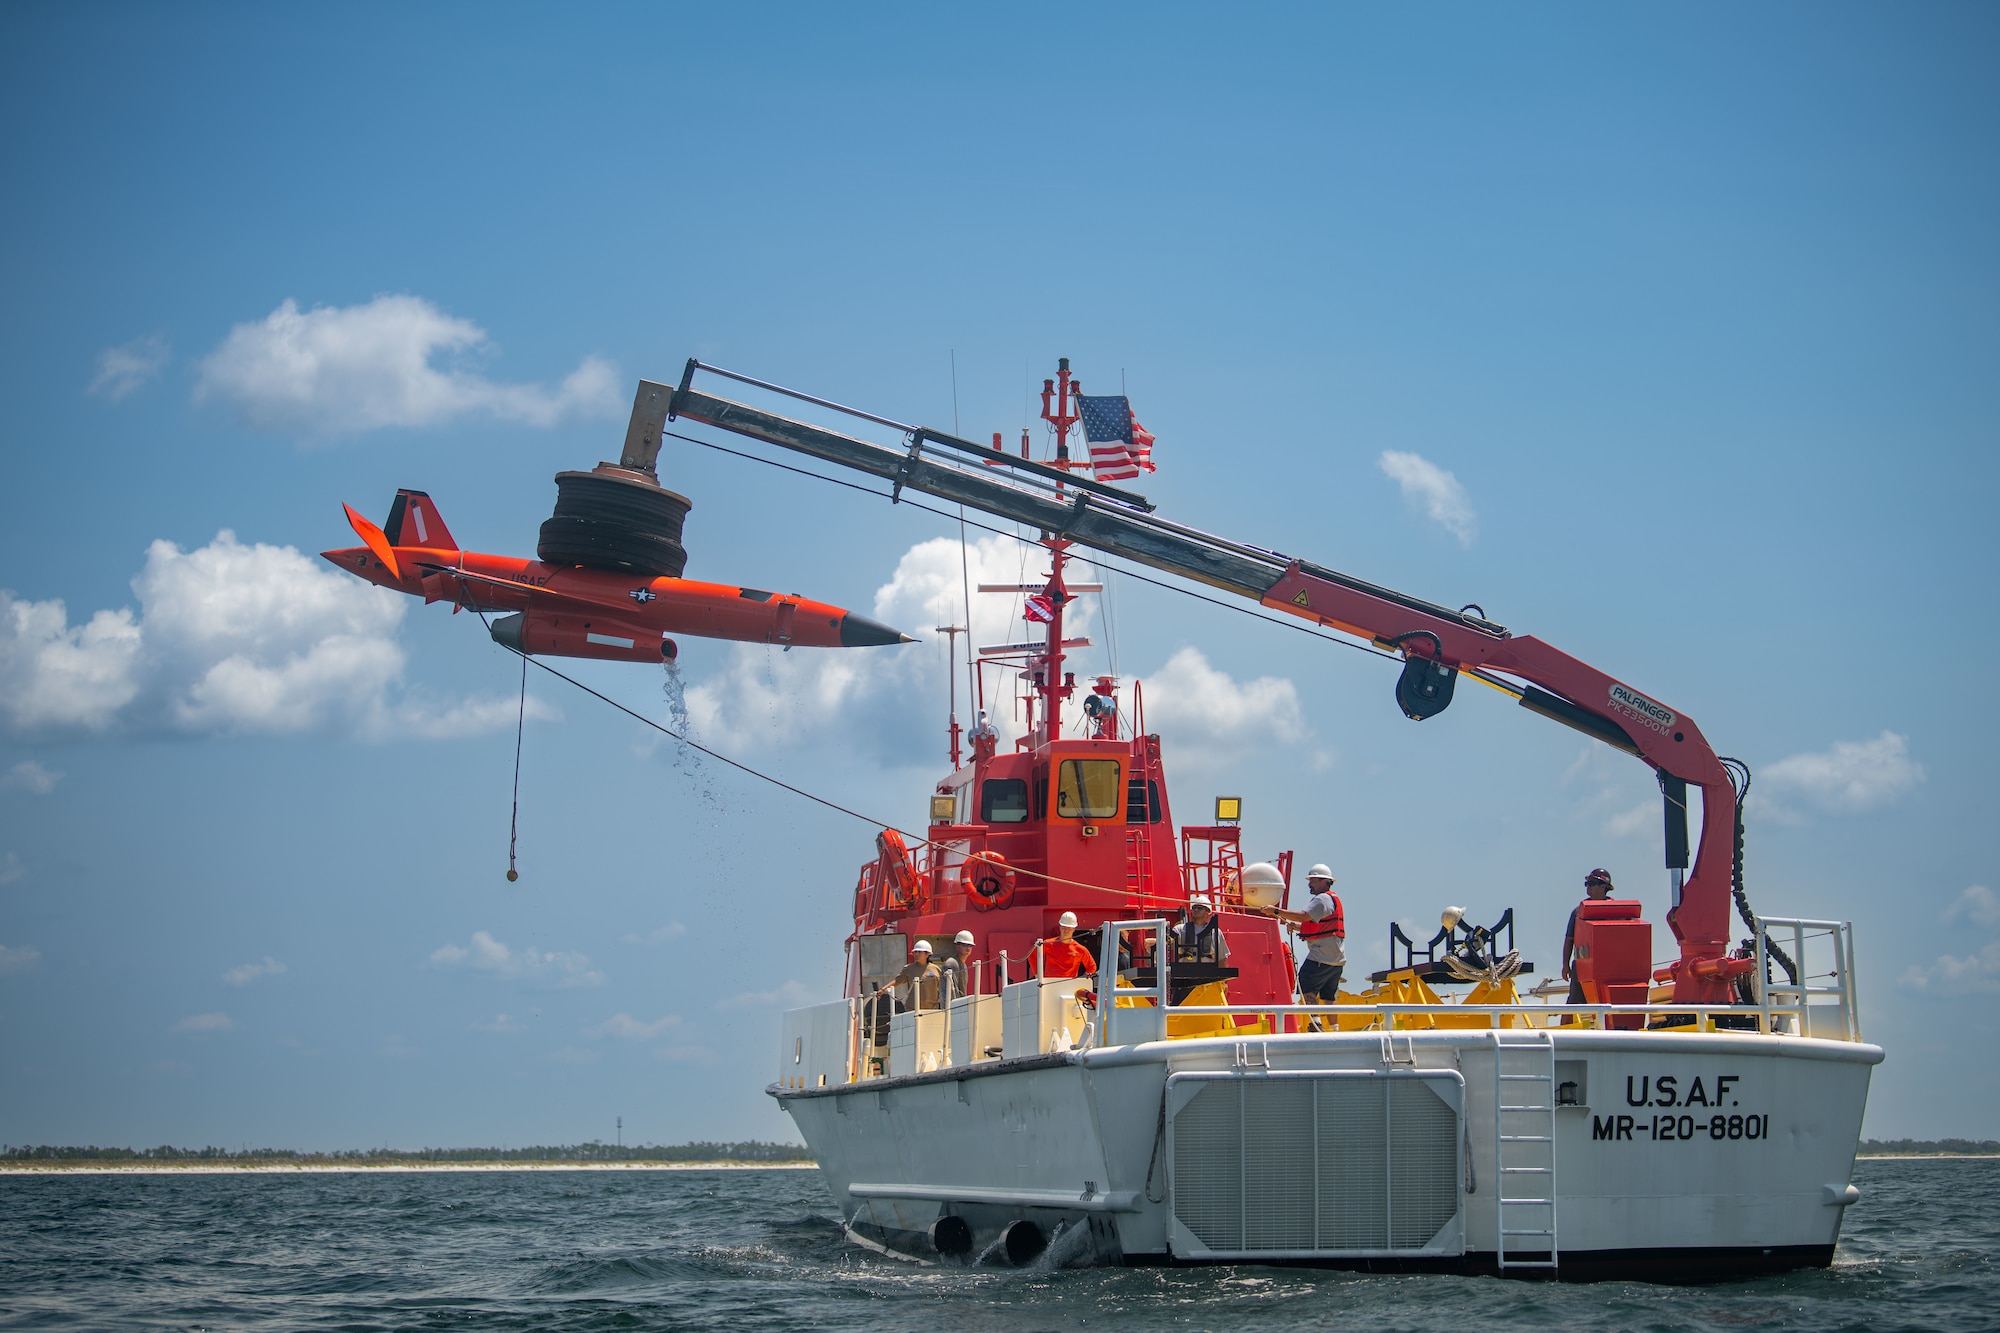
(472, 607, 1154, 906)
(665, 428, 1403, 666)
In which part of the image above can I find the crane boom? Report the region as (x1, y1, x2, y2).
(643, 361, 1748, 1002)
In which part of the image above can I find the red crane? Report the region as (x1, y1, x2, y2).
(628, 359, 1754, 1004)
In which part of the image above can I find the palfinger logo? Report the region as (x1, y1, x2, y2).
(1609, 682, 1676, 735)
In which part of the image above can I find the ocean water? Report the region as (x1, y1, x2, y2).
(1, 1158, 1994, 1332)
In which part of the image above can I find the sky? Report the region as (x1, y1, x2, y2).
(1, 3, 1995, 1148)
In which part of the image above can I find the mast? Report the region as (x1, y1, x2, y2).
(1034, 359, 1084, 746)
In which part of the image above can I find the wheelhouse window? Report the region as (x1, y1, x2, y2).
(980, 778, 1030, 824)
(1056, 760, 1122, 820)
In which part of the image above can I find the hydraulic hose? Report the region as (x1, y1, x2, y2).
(1720, 759, 1798, 989)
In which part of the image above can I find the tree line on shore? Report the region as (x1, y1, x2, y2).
(1, 1141, 814, 1163)
(1857, 1138, 1999, 1155)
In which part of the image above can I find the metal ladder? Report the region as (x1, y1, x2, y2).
(1491, 1029, 1559, 1271)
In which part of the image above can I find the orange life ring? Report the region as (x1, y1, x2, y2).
(963, 850, 1016, 912)
(876, 828, 919, 906)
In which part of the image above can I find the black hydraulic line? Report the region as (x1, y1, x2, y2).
(1720, 759, 1798, 988)
(1517, 686, 1641, 756)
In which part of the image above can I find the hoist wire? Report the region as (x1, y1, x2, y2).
(465, 604, 1141, 903)
(506, 646, 526, 882)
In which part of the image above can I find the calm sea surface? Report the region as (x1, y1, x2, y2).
(1, 1158, 1994, 1332)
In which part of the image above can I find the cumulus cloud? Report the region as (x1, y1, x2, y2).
(1379, 450, 1476, 547)
(1899, 941, 2000, 997)
(471, 1013, 526, 1033)
(90, 335, 171, 401)
(717, 980, 812, 1011)
(0, 943, 39, 976)
(0, 593, 143, 732)
(1944, 885, 2000, 929)
(683, 532, 1053, 756)
(430, 930, 604, 988)
(622, 922, 686, 945)
(1, 761, 62, 795)
(222, 956, 286, 986)
(592, 1013, 682, 1040)
(0, 532, 551, 740)
(172, 1012, 234, 1032)
(0, 853, 22, 886)
(1135, 646, 1306, 770)
(681, 533, 1311, 769)
(195, 295, 621, 436)
(1758, 731, 1923, 819)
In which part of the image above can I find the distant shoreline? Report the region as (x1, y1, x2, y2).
(0, 1160, 818, 1175)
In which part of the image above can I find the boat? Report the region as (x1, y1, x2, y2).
(633, 360, 1881, 1279)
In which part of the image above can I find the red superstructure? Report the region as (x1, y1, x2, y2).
(840, 365, 1297, 1013)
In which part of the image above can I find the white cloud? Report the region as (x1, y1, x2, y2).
(1944, 885, 2000, 929)
(222, 956, 286, 986)
(0, 592, 143, 732)
(1, 761, 62, 795)
(1136, 647, 1305, 767)
(592, 1013, 683, 1040)
(1379, 450, 1477, 547)
(0, 943, 39, 975)
(0, 853, 21, 886)
(172, 1012, 234, 1032)
(1602, 801, 1655, 839)
(622, 922, 686, 945)
(1759, 731, 1923, 818)
(195, 295, 620, 436)
(683, 532, 1051, 756)
(430, 930, 604, 988)
(0, 532, 549, 740)
(1899, 941, 2000, 997)
(717, 980, 812, 1011)
(678, 534, 1310, 778)
(90, 335, 171, 401)
(471, 1013, 526, 1033)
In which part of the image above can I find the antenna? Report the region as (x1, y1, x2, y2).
(936, 626, 966, 766)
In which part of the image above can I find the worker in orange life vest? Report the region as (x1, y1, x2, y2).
(1266, 864, 1346, 1004)
(1038, 911, 1097, 979)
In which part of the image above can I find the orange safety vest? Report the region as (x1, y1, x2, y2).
(1299, 892, 1345, 940)
(1040, 938, 1097, 979)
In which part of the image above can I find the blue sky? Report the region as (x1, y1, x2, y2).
(1, 3, 1994, 1147)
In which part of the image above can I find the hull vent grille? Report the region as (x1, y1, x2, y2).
(1169, 1071, 1463, 1259)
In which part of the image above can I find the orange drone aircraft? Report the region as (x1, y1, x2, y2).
(323, 485, 913, 661)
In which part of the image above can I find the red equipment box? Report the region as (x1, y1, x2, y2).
(1575, 899, 1652, 1031)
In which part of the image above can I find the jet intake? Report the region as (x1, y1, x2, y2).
(489, 612, 677, 664)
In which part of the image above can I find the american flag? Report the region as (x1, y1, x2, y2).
(1077, 394, 1157, 482)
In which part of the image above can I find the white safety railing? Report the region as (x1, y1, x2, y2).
(1754, 917, 1859, 1042)
(1097, 919, 1173, 1047)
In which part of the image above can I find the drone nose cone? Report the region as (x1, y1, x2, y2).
(839, 613, 915, 647)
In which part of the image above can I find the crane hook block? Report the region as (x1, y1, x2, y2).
(1395, 655, 1457, 720)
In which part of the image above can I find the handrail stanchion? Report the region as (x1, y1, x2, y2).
(1098, 923, 1115, 1047)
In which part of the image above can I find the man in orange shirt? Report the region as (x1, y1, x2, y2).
(1038, 911, 1097, 979)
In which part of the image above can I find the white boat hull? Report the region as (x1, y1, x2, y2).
(773, 1028, 1880, 1280)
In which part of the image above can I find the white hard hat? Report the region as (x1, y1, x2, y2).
(954, 929, 975, 945)
(1307, 864, 1335, 881)
(1058, 911, 1079, 928)
(1188, 896, 1214, 910)
(911, 939, 933, 953)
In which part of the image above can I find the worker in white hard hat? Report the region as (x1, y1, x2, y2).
(1265, 863, 1346, 1010)
(939, 928, 976, 1002)
(1038, 910, 1097, 979)
(877, 938, 943, 1013)
(1172, 895, 1230, 965)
